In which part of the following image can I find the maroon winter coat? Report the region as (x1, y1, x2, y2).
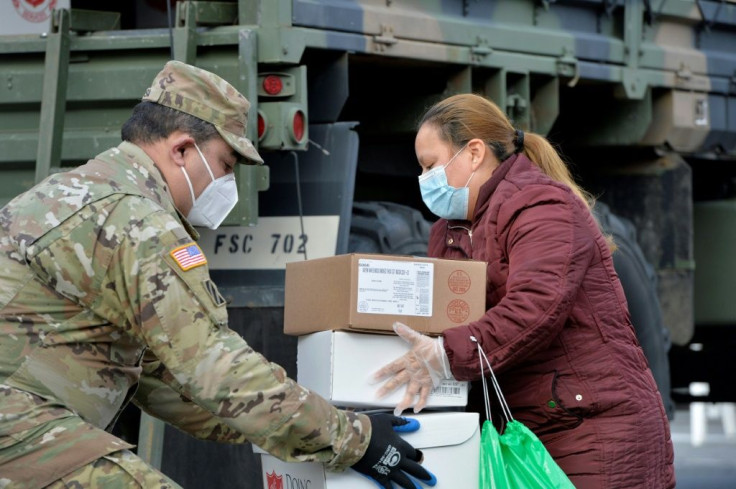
(432, 154, 675, 488)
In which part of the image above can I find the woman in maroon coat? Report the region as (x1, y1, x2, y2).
(374, 94, 675, 488)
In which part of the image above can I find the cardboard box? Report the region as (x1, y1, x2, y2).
(285, 253, 486, 335)
(255, 411, 480, 489)
(297, 330, 468, 409)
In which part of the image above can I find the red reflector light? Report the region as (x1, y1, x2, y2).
(257, 112, 266, 139)
(292, 110, 305, 142)
(262, 75, 283, 95)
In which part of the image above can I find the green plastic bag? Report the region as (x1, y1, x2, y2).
(473, 337, 576, 489)
(479, 419, 511, 489)
(480, 419, 576, 489)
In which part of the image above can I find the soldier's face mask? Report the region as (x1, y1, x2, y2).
(418, 144, 475, 220)
(180, 143, 238, 229)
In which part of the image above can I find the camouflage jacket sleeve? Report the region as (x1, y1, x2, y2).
(132, 350, 250, 443)
(92, 201, 370, 470)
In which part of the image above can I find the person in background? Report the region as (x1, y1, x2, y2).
(373, 93, 675, 488)
(0, 60, 435, 489)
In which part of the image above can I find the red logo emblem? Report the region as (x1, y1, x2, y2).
(447, 299, 470, 323)
(12, 0, 57, 23)
(266, 470, 283, 489)
(448, 269, 472, 294)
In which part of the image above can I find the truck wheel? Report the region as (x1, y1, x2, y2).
(594, 202, 675, 419)
(348, 201, 433, 256)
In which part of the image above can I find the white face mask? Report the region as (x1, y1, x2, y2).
(180, 143, 238, 230)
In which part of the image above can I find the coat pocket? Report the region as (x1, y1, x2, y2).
(512, 370, 588, 437)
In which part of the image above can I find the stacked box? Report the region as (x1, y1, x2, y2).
(255, 253, 487, 489)
(284, 253, 487, 335)
(255, 411, 480, 489)
(297, 330, 468, 409)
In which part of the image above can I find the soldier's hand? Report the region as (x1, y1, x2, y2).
(351, 413, 437, 489)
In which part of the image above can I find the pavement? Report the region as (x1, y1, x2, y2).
(671, 405, 736, 488)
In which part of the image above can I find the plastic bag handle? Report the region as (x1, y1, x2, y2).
(470, 336, 513, 424)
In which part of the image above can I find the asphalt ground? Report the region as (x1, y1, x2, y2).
(671, 405, 736, 488)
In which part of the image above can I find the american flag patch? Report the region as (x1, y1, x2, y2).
(170, 243, 207, 271)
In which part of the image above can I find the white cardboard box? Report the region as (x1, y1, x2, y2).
(297, 330, 468, 409)
(255, 412, 480, 489)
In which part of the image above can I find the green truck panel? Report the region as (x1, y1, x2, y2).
(2, 0, 736, 484)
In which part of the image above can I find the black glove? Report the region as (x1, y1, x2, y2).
(351, 413, 437, 489)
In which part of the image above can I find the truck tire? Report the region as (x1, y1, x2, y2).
(594, 203, 675, 419)
(349, 201, 433, 256)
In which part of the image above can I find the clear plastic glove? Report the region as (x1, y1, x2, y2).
(371, 322, 453, 415)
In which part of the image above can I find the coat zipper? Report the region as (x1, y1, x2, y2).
(448, 224, 473, 246)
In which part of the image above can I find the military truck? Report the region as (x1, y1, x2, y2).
(1, 0, 735, 486)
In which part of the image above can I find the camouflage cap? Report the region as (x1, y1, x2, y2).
(142, 60, 263, 164)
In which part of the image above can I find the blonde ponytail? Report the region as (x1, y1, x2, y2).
(420, 93, 615, 250)
(420, 94, 591, 206)
(520, 132, 593, 210)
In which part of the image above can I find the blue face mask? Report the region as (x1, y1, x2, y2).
(418, 145, 475, 220)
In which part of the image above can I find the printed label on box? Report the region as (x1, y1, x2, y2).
(431, 380, 467, 398)
(261, 457, 326, 489)
(357, 259, 434, 316)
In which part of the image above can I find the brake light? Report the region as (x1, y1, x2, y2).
(292, 110, 305, 143)
(257, 111, 266, 141)
(262, 75, 283, 96)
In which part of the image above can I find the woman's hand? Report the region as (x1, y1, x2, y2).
(372, 322, 453, 415)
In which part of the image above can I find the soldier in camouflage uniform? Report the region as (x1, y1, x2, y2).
(0, 61, 435, 489)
